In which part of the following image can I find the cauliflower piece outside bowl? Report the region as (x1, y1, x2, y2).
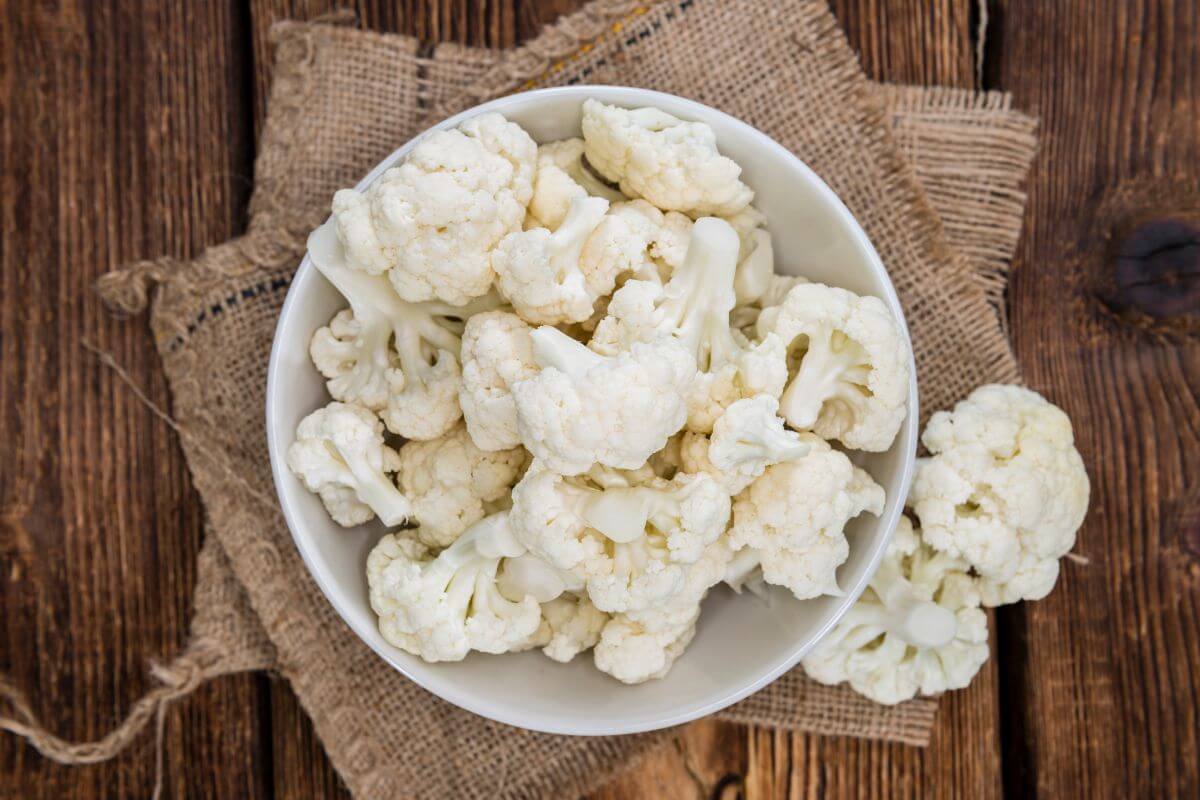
(266, 86, 917, 736)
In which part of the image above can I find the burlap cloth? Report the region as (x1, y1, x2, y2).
(1, 1, 1037, 797)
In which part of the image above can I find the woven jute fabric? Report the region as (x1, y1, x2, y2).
(3, 1, 1037, 797)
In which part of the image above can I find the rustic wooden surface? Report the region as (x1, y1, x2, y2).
(1, 0, 1197, 797)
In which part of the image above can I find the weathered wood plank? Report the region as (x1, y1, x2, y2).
(993, 0, 1200, 796)
(0, 0, 265, 798)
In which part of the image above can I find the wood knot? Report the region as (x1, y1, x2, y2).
(1087, 177, 1200, 341)
(1111, 218, 1200, 318)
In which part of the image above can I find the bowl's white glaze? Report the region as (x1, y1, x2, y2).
(266, 86, 918, 736)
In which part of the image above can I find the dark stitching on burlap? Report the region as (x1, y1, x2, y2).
(165, 276, 292, 353)
(561, 0, 696, 85)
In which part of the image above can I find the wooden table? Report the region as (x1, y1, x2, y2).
(2, 1, 1198, 796)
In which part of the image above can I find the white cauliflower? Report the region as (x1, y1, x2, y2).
(509, 462, 729, 615)
(583, 471, 731, 568)
(909, 384, 1090, 605)
(730, 434, 885, 599)
(367, 512, 544, 662)
(725, 206, 775, 306)
(493, 196, 613, 324)
(766, 282, 909, 452)
(508, 460, 648, 578)
(581, 99, 753, 217)
(527, 138, 625, 229)
(680, 395, 810, 494)
(308, 310, 391, 411)
(397, 424, 526, 547)
(458, 310, 538, 452)
(287, 402, 410, 527)
(331, 112, 536, 305)
(307, 220, 491, 439)
(583, 199, 693, 286)
(732, 273, 808, 335)
(511, 325, 695, 475)
(594, 538, 733, 684)
(590, 217, 787, 433)
(537, 593, 609, 663)
(802, 516, 989, 704)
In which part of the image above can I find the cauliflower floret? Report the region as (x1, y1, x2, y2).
(802, 516, 989, 704)
(766, 282, 909, 452)
(287, 402, 410, 527)
(730, 434, 885, 599)
(537, 593, 609, 663)
(367, 512, 544, 662)
(593, 613, 697, 684)
(331, 112, 536, 305)
(685, 331, 788, 433)
(493, 196, 613, 324)
(590, 217, 787, 432)
(381, 353, 463, 440)
(307, 220, 493, 438)
(732, 273, 809, 335)
(508, 460, 644, 576)
(309, 310, 391, 411)
(397, 424, 526, 547)
(511, 326, 695, 475)
(581, 99, 753, 217)
(909, 384, 1090, 605)
(724, 206, 775, 306)
(510, 462, 728, 614)
(680, 395, 810, 494)
(594, 538, 733, 683)
(583, 199, 693, 286)
(583, 472, 731, 566)
(458, 310, 538, 452)
(527, 138, 626, 229)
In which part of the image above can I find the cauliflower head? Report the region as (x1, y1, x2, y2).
(287, 402, 411, 527)
(725, 206, 776, 307)
(307, 220, 489, 439)
(767, 282, 909, 452)
(583, 199, 693, 287)
(332, 112, 536, 305)
(510, 461, 729, 615)
(537, 593, 609, 663)
(493, 196, 613, 324)
(511, 326, 695, 475)
(581, 99, 753, 217)
(802, 516, 989, 704)
(593, 537, 733, 683)
(397, 423, 527, 547)
(730, 434, 885, 599)
(527, 138, 626, 229)
(680, 394, 810, 494)
(458, 310, 540, 452)
(909, 384, 1090, 605)
(366, 512, 545, 662)
(589, 217, 783, 432)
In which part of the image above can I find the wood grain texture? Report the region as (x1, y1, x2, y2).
(0, 0, 264, 798)
(993, 0, 1200, 796)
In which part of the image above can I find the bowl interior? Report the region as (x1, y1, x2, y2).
(267, 86, 917, 735)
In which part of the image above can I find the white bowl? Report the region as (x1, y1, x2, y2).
(266, 86, 917, 736)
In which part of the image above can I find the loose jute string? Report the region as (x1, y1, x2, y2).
(0, 343, 279, 795)
(0, 655, 209, 800)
